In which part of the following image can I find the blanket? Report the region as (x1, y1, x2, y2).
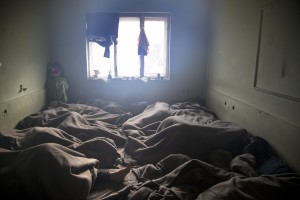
(1, 143, 98, 200)
(123, 102, 248, 164)
(100, 153, 300, 200)
(0, 99, 299, 200)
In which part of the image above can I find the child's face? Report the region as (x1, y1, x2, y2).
(48, 64, 61, 77)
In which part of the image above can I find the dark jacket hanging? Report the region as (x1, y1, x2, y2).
(138, 27, 150, 56)
(86, 13, 120, 58)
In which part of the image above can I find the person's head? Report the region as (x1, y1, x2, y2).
(47, 62, 62, 77)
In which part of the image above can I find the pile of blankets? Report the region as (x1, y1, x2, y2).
(0, 99, 299, 200)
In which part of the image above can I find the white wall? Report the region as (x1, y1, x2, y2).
(48, 0, 209, 104)
(0, 0, 49, 128)
(205, 0, 300, 172)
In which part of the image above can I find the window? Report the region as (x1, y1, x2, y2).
(86, 13, 170, 80)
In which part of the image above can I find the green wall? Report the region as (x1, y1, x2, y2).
(0, 0, 49, 128)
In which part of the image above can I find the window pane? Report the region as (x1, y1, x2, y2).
(144, 18, 167, 77)
(117, 17, 140, 77)
(86, 13, 169, 80)
(88, 41, 114, 79)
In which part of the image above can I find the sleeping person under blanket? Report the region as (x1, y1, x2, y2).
(0, 143, 130, 200)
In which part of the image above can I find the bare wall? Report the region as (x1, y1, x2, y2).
(48, 0, 209, 104)
(0, 0, 49, 128)
(205, 0, 300, 172)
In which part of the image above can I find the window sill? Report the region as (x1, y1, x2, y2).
(89, 76, 168, 82)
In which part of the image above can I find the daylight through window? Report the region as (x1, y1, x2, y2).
(86, 13, 170, 80)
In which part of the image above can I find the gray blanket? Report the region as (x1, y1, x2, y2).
(123, 102, 248, 164)
(0, 100, 299, 200)
(102, 154, 299, 200)
(0, 102, 129, 199)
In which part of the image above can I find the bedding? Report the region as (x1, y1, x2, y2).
(0, 98, 299, 200)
